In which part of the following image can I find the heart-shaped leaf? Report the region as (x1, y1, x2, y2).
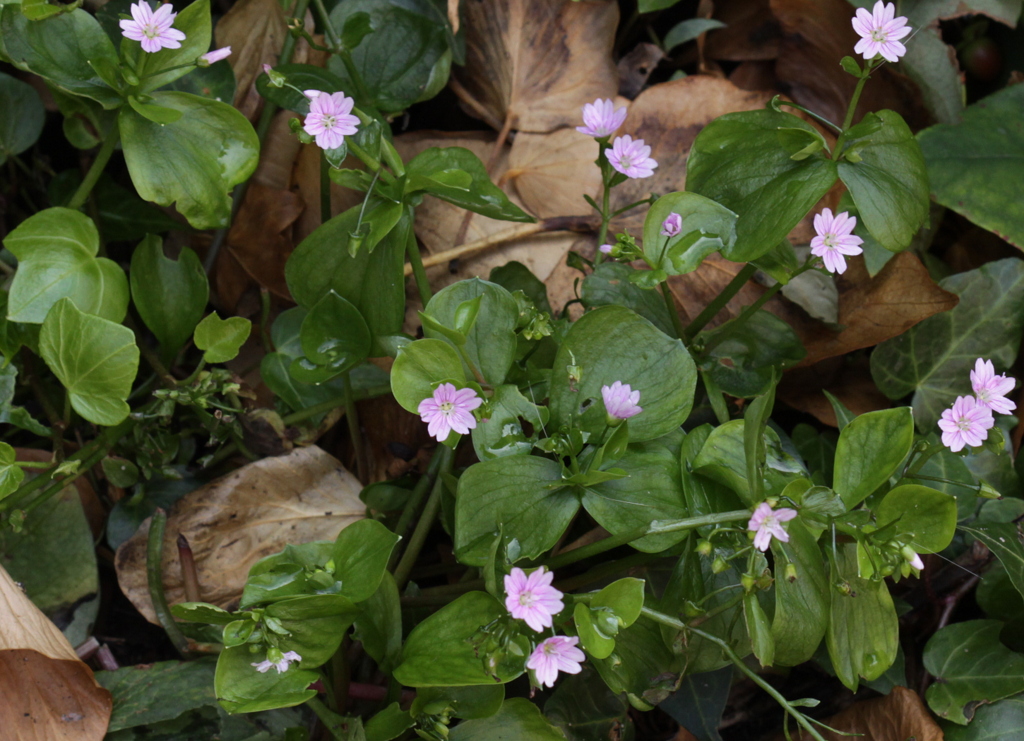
(193, 312, 251, 363)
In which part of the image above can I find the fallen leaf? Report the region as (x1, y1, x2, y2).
(0, 564, 112, 740)
(545, 235, 597, 318)
(729, 60, 779, 92)
(770, 0, 931, 131)
(798, 251, 959, 366)
(114, 446, 364, 624)
(505, 127, 603, 220)
(782, 686, 942, 741)
(618, 42, 666, 98)
(778, 356, 892, 427)
(227, 182, 305, 300)
(215, 0, 318, 121)
(704, 0, 781, 62)
(451, 0, 619, 133)
(252, 110, 303, 191)
(292, 142, 367, 244)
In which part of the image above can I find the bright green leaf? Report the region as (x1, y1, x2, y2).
(390, 338, 466, 414)
(832, 407, 913, 508)
(193, 312, 251, 363)
(332, 519, 399, 603)
(771, 520, 828, 666)
(643, 191, 737, 274)
(299, 290, 372, 379)
(449, 698, 567, 740)
(0, 441, 24, 500)
(877, 484, 957, 553)
(943, 694, 1024, 741)
(215, 645, 318, 713)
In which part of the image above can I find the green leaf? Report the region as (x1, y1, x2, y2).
(255, 63, 347, 114)
(97, 659, 218, 732)
(658, 667, 731, 741)
(471, 384, 548, 461)
(574, 602, 616, 660)
(0, 7, 121, 108)
(581, 442, 689, 552)
(686, 109, 837, 262)
(918, 83, 1024, 249)
(261, 352, 345, 416)
(39, 298, 138, 425)
(5, 207, 129, 323)
(592, 577, 645, 629)
(454, 456, 577, 566)
(241, 541, 338, 607)
(791, 423, 836, 487)
(136, 0, 211, 93)
(450, 698, 567, 740)
(548, 305, 697, 443)
(545, 668, 635, 741)
(0, 71, 44, 165)
(119, 91, 259, 229)
(643, 191, 737, 274)
(327, 0, 453, 113)
(581, 262, 676, 337)
(332, 519, 399, 603)
(639, 0, 682, 10)
(130, 235, 208, 359)
(870, 258, 1024, 430)
(961, 522, 1024, 603)
(943, 694, 1024, 741)
(876, 484, 957, 553)
(410, 685, 505, 720)
(215, 645, 318, 713)
(299, 290, 372, 379)
(826, 543, 899, 691)
(49, 171, 185, 242)
(127, 95, 183, 124)
(193, 312, 251, 363)
(837, 110, 929, 252)
(264, 594, 358, 666)
(0, 442, 23, 500)
(489, 261, 551, 315)
(285, 204, 411, 341)
(591, 616, 681, 709)
(423, 279, 519, 385)
(101, 456, 139, 488)
(394, 591, 524, 687)
(663, 18, 725, 51)
(405, 147, 533, 223)
(354, 572, 402, 675)
(924, 620, 1024, 724)
(743, 591, 775, 668)
(390, 338, 466, 414)
(771, 519, 828, 666)
(832, 407, 913, 509)
(171, 602, 235, 625)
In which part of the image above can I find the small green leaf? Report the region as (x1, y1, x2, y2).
(663, 18, 725, 51)
(924, 620, 1024, 724)
(410, 685, 505, 720)
(877, 484, 957, 553)
(215, 645, 318, 713)
(101, 456, 139, 488)
(574, 602, 616, 659)
(5, 207, 129, 323)
(744, 592, 775, 668)
(771, 520, 828, 666)
(171, 602, 236, 625)
(39, 298, 139, 426)
(365, 702, 413, 741)
(390, 338, 466, 414)
(193, 312, 251, 363)
(592, 577, 645, 629)
(130, 235, 209, 358)
(0, 441, 25, 500)
(0, 71, 44, 165)
(332, 519, 399, 603)
(449, 699, 567, 740)
(119, 91, 259, 229)
(643, 191, 737, 275)
(127, 95, 183, 124)
(832, 407, 914, 509)
(299, 290, 372, 379)
(838, 110, 929, 252)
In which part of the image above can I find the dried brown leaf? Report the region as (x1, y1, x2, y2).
(114, 446, 364, 623)
(778, 356, 892, 427)
(0, 565, 112, 740)
(227, 182, 305, 301)
(505, 127, 602, 220)
(618, 43, 666, 98)
(452, 0, 619, 133)
(782, 686, 943, 741)
(704, 0, 780, 62)
(292, 143, 367, 244)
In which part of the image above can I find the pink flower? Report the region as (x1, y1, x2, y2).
(199, 46, 232, 66)
(598, 243, 614, 254)
(417, 383, 483, 442)
(938, 395, 994, 452)
(302, 91, 360, 151)
(527, 636, 585, 688)
(904, 547, 925, 571)
(810, 208, 864, 274)
(263, 64, 273, 74)
(120, 2, 187, 54)
(661, 212, 683, 237)
(601, 381, 642, 421)
(607, 135, 658, 179)
(852, 1, 911, 63)
(748, 502, 798, 552)
(576, 98, 627, 138)
(971, 358, 1017, 416)
(251, 650, 302, 673)
(504, 567, 564, 632)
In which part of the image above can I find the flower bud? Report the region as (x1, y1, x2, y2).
(784, 563, 798, 582)
(740, 573, 756, 592)
(978, 481, 1000, 499)
(696, 539, 713, 557)
(264, 65, 287, 88)
(712, 556, 728, 574)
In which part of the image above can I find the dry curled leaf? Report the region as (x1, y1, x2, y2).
(452, 0, 619, 133)
(505, 127, 603, 220)
(114, 446, 364, 624)
(779, 356, 892, 427)
(227, 182, 305, 301)
(704, 0, 781, 62)
(781, 686, 943, 741)
(0, 564, 111, 740)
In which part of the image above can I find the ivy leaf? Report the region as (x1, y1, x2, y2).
(193, 312, 251, 364)
(961, 522, 1024, 603)
(918, 83, 1024, 250)
(130, 235, 209, 359)
(5, 207, 129, 324)
(119, 92, 259, 229)
(39, 298, 139, 426)
(0, 7, 121, 108)
(686, 109, 838, 262)
(838, 110, 930, 252)
(0, 441, 24, 500)
(870, 258, 1024, 430)
(924, 620, 1024, 724)
(0, 71, 45, 165)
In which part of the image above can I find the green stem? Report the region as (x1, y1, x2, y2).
(388, 449, 446, 571)
(904, 443, 942, 478)
(306, 697, 348, 741)
(832, 63, 876, 160)
(683, 264, 757, 342)
(406, 228, 432, 306)
(661, 282, 685, 340)
(393, 447, 454, 590)
(148, 509, 192, 656)
(700, 281, 784, 355)
(280, 385, 392, 425)
(342, 372, 364, 481)
(641, 610, 827, 741)
(544, 510, 751, 570)
(595, 180, 612, 260)
(311, 0, 340, 47)
(68, 125, 120, 211)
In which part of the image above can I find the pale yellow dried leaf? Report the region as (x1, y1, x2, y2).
(114, 446, 364, 624)
(506, 127, 602, 220)
(452, 0, 619, 133)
